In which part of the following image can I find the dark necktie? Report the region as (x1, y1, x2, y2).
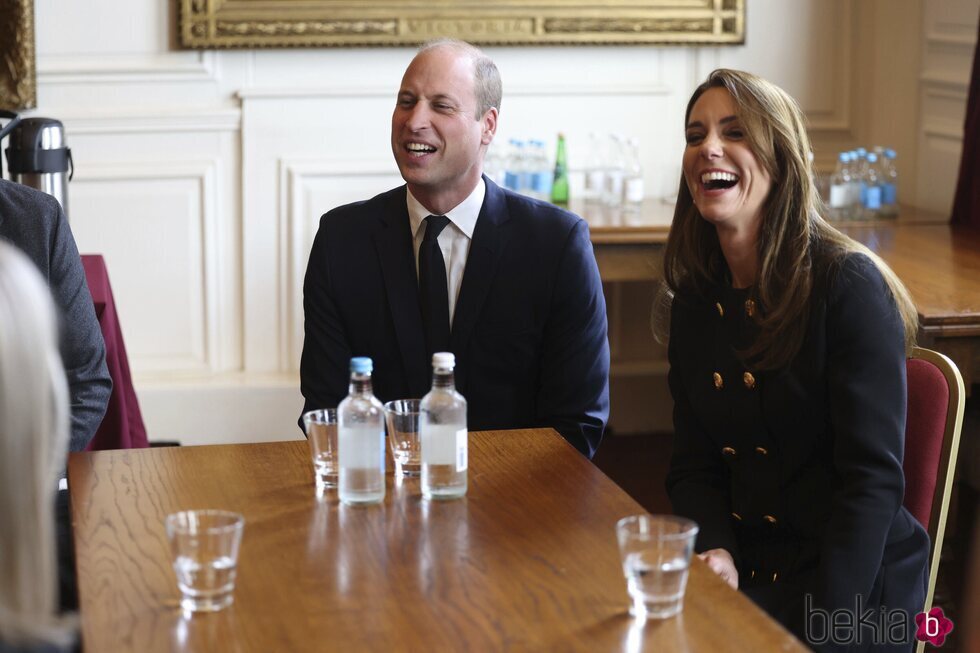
(419, 215, 451, 356)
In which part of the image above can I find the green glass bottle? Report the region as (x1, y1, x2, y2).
(551, 133, 569, 205)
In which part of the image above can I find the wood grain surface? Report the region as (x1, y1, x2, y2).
(69, 429, 807, 652)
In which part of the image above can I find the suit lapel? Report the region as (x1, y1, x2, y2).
(450, 177, 509, 393)
(374, 187, 429, 397)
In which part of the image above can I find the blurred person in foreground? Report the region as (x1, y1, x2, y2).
(0, 242, 76, 652)
(299, 39, 609, 456)
(662, 69, 928, 652)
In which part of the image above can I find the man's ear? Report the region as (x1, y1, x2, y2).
(481, 108, 498, 146)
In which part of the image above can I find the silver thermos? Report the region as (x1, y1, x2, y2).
(3, 116, 74, 218)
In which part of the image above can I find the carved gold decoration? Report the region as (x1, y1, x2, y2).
(178, 0, 745, 48)
(0, 0, 36, 109)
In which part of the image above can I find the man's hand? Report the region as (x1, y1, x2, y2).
(698, 548, 738, 589)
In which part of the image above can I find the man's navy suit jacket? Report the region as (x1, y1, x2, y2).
(300, 178, 610, 457)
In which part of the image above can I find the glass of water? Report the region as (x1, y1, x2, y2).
(383, 399, 422, 477)
(303, 408, 339, 489)
(166, 510, 245, 613)
(615, 514, 698, 619)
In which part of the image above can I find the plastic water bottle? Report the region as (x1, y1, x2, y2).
(503, 139, 524, 193)
(584, 132, 606, 205)
(338, 357, 385, 505)
(484, 143, 505, 187)
(880, 149, 898, 217)
(828, 152, 852, 221)
(622, 137, 644, 212)
(420, 352, 467, 500)
(529, 140, 553, 201)
(604, 134, 625, 207)
(862, 152, 883, 220)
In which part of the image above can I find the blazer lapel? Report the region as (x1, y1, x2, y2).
(374, 187, 429, 397)
(450, 177, 509, 393)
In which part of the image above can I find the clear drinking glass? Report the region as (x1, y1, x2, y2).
(303, 408, 339, 489)
(384, 399, 422, 477)
(615, 514, 698, 619)
(166, 510, 245, 613)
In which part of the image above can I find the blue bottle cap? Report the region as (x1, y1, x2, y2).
(838, 152, 848, 162)
(867, 153, 878, 163)
(350, 357, 373, 374)
(885, 148, 897, 158)
(856, 147, 867, 156)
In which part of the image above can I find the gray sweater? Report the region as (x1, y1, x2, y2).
(0, 179, 111, 451)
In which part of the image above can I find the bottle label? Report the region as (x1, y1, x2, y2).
(586, 170, 605, 191)
(423, 424, 464, 466)
(829, 184, 848, 208)
(625, 177, 644, 203)
(864, 185, 882, 210)
(531, 171, 552, 194)
(338, 425, 383, 469)
(456, 428, 468, 472)
(882, 182, 897, 205)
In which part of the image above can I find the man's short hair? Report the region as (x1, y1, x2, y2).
(417, 38, 502, 118)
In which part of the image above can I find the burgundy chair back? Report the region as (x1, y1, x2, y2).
(903, 357, 949, 529)
(82, 255, 149, 450)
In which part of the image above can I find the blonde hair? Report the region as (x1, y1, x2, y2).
(663, 69, 917, 369)
(0, 242, 75, 648)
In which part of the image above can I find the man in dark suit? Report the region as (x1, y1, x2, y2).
(300, 39, 609, 457)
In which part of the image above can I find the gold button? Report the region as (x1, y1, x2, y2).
(755, 446, 768, 456)
(722, 446, 737, 457)
(745, 299, 756, 317)
(731, 512, 742, 521)
(715, 302, 724, 317)
(713, 372, 724, 390)
(771, 572, 779, 583)
(743, 371, 756, 389)
(763, 515, 778, 525)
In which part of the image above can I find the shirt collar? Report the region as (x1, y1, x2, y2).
(407, 179, 485, 240)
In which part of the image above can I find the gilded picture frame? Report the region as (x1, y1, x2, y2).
(0, 0, 36, 109)
(179, 0, 745, 49)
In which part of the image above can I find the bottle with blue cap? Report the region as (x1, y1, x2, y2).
(420, 352, 467, 500)
(338, 357, 385, 505)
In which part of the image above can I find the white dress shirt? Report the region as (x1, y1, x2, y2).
(407, 180, 485, 325)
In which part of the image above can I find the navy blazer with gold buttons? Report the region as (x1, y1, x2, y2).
(299, 177, 610, 458)
(666, 252, 928, 645)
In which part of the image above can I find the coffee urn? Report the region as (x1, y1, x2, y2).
(3, 117, 74, 218)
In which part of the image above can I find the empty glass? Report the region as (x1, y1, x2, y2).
(383, 399, 421, 477)
(166, 510, 245, 613)
(303, 408, 339, 489)
(616, 514, 698, 619)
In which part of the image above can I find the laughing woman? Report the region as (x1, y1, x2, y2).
(663, 69, 928, 652)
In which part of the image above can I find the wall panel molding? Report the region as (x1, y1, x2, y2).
(37, 52, 218, 84)
(72, 160, 222, 374)
(62, 109, 241, 135)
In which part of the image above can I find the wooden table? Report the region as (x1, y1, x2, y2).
(69, 428, 807, 652)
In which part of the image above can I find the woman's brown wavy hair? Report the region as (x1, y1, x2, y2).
(662, 69, 917, 370)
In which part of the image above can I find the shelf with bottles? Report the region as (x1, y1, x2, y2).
(825, 146, 900, 222)
(485, 132, 646, 211)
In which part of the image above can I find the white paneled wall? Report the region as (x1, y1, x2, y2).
(25, 0, 975, 445)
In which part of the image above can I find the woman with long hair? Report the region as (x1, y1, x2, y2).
(663, 69, 928, 651)
(0, 242, 75, 652)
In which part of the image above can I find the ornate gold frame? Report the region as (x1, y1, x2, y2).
(179, 0, 745, 48)
(0, 0, 36, 109)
